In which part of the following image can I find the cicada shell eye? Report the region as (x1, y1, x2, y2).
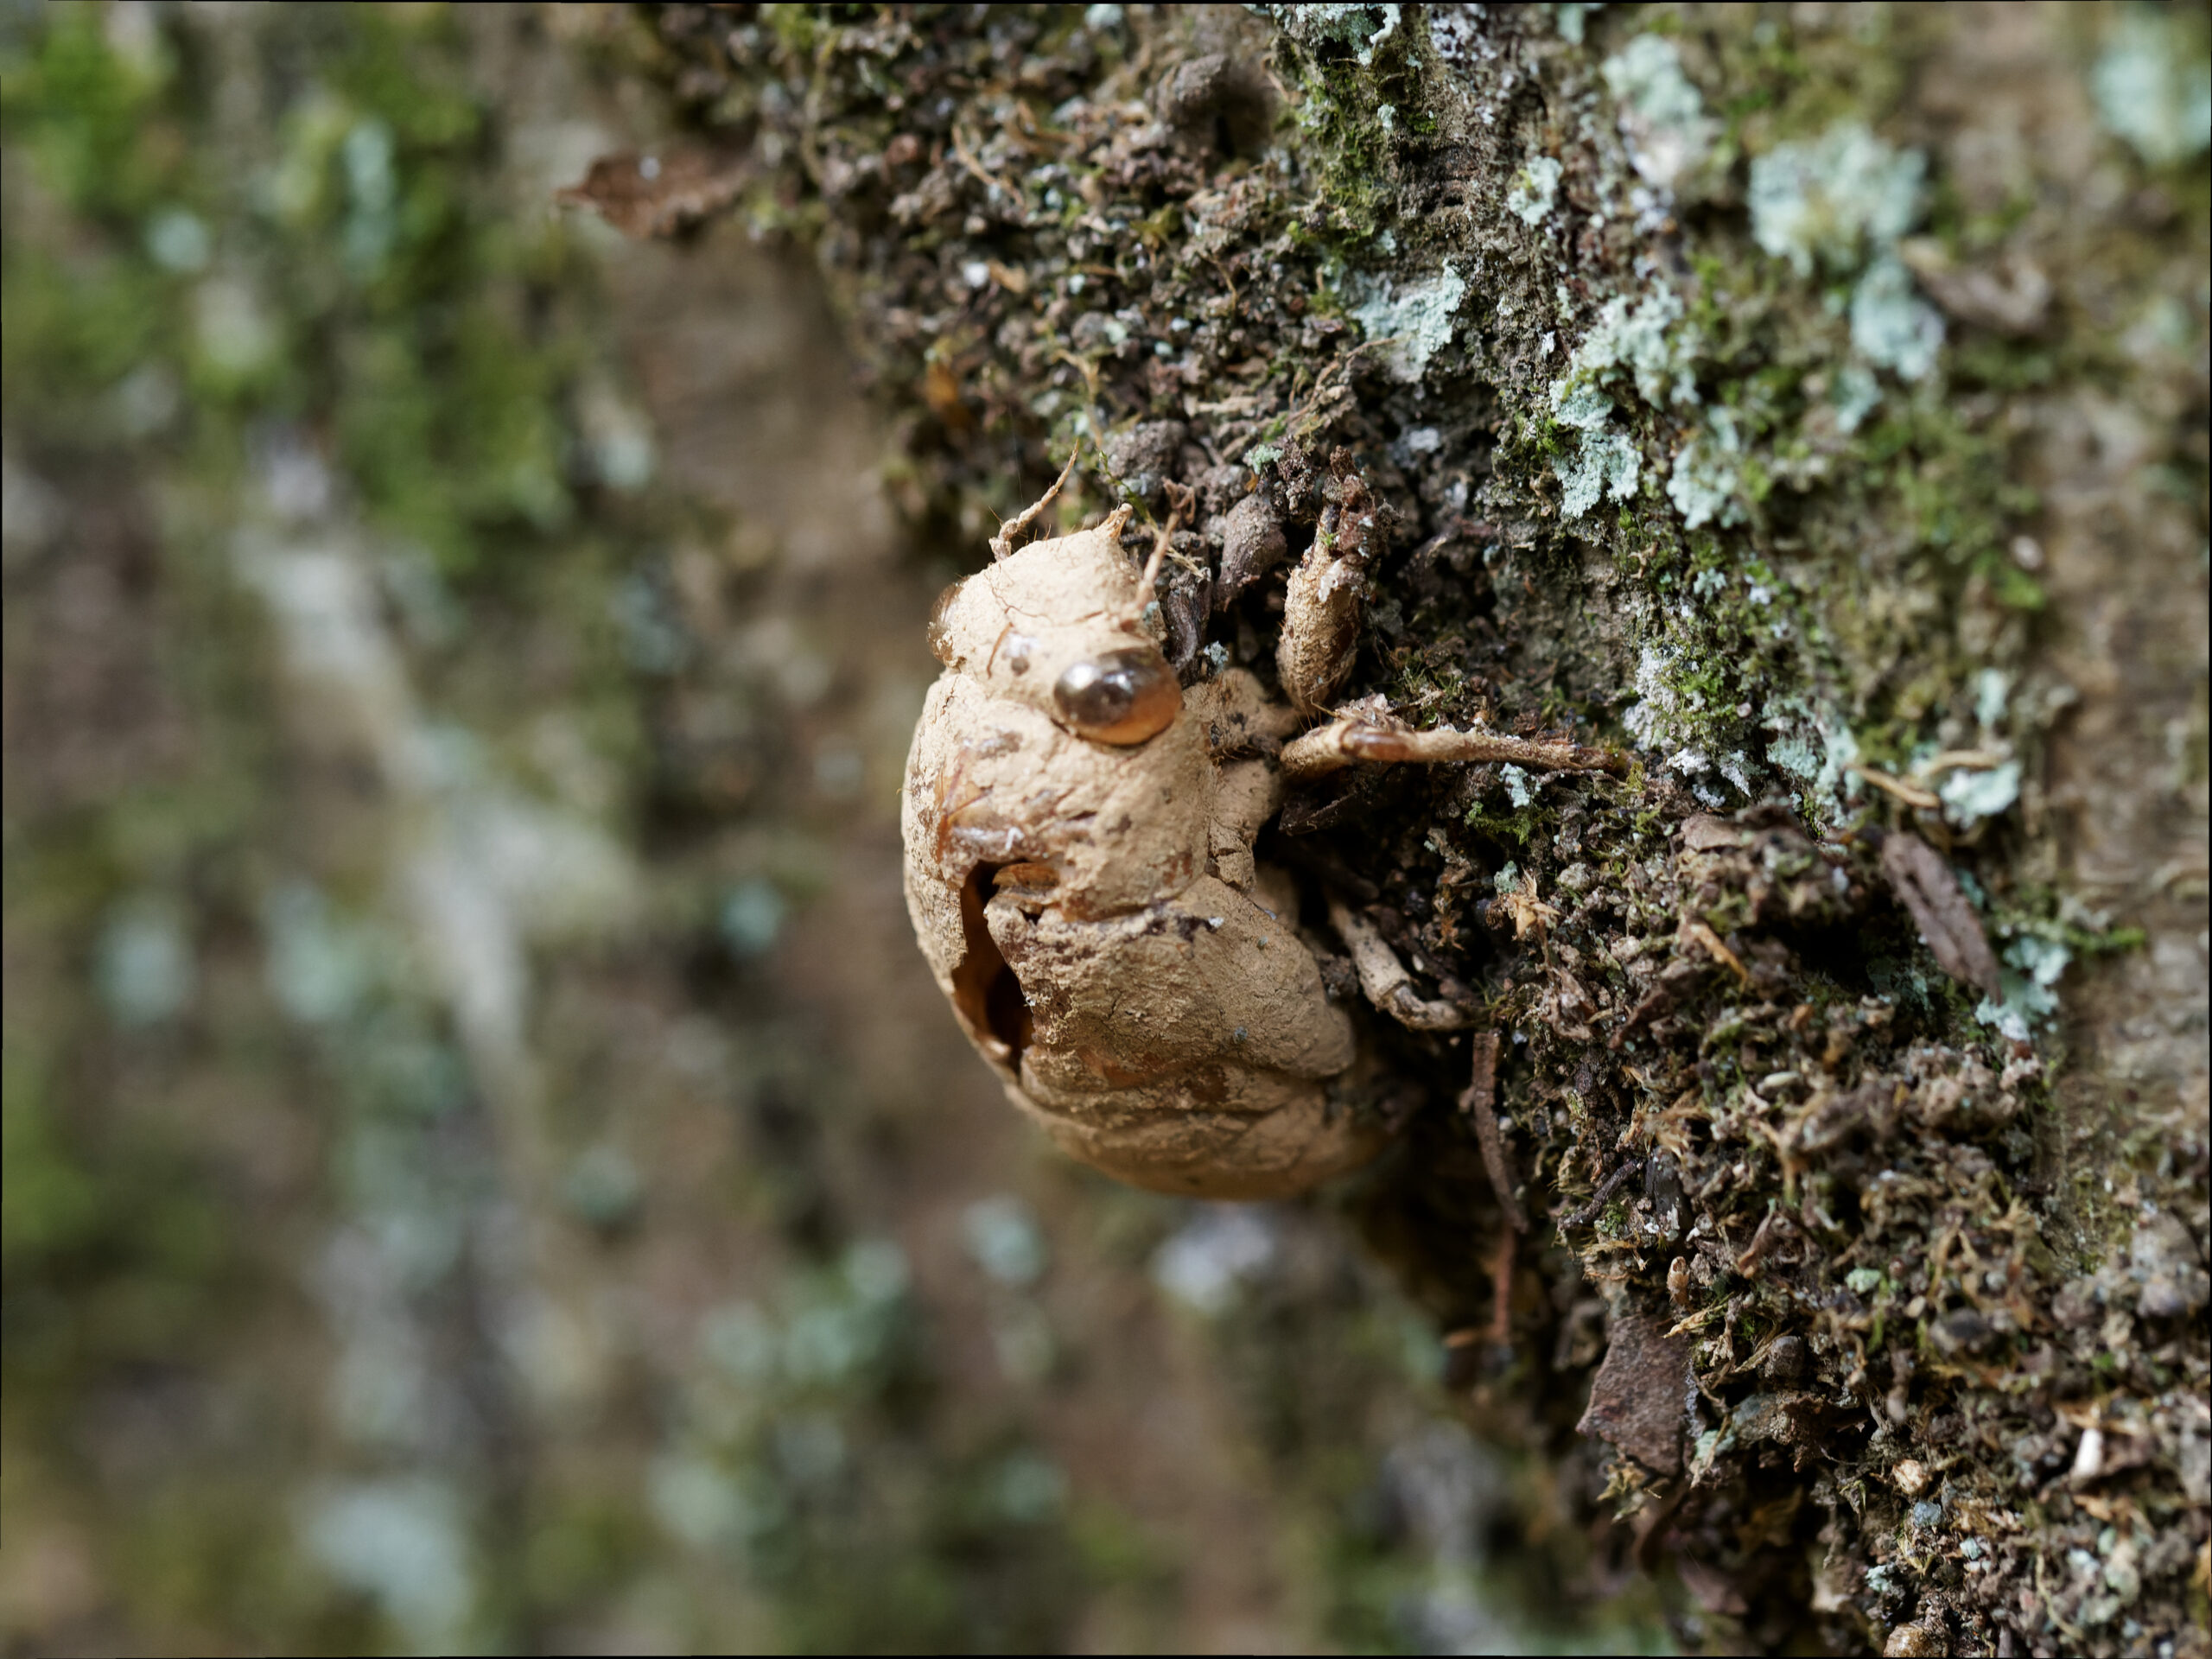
(1051, 645, 1180, 745)
(926, 578, 966, 666)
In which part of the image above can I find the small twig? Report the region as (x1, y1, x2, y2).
(1052, 348, 1103, 409)
(1561, 1157, 1643, 1229)
(1280, 715, 1624, 782)
(948, 123, 1019, 207)
(1001, 101, 1076, 156)
(1459, 1032, 1526, 1232)
(1610, 983, 1674, 1049)
(989, 448, 1080, 562)
(1184, 393, 1261, 416)
(1666, 1303, 1724, 1338)
(1281, 351, 1359, 437)
(1209, 255, 1242, 321)
(1851, 763, 1942, 810)
(1913, 748, 2009, 778)
(1681, 918, 1750, 987)
(1485, 1227, 1516, 1347)
(1138, 478, 1194, 598)
(1325, 895, 1477, 1031)
(1733, 1205, 1789, 1274)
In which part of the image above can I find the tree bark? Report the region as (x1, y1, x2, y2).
(622, 5, 2210, 1651)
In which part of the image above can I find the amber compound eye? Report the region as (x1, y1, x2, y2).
(1052, 646, 1180, 744)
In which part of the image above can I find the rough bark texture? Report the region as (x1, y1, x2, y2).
(626, 4, 2210, 1652)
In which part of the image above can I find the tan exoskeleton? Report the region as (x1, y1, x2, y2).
(901, 459, 1618, 1198)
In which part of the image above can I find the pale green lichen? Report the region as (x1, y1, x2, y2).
(145, 207, 212, 272)
(1567, 286, 1699, 408)
(1940, 759, 2022, 826)
(1621, 642, 1690, 753)
(1748, 123, 1944, 384)
(94, 893, 197, 1027)
(1551, 3, 1599, 47)
(1817, 715, 1862, 811)
(1849, 255, 1943, 382)
(1553, 381, 1614, 432)
(1973, 667, 2012, 731)
(1347, 261, 1466, 383)
(261, 880, 383, 1027)
(1507, 156, 1562, 227)
(1762, 706, 1862, 821)
(1748, 122, 1925, 277)
(2089, 8, 2212, 167)
(1549, 376, 1640, 518)
(2005, 933, 2072, 1018)
(1600, 35, 1714, 189)
(1556, 429, 1640, 518)
(1768, 733, 1821, 783)
(1547, 282, 1702, 520)
(194, 275, 281, 379)
(1601, 35, 1702, 133)
(1667, 409, 1745, 529)
(1669, 745, 1730, 807)
(1831, 362, 1881, 433)
(1978, 932, 2072, 1040)
(305, 1478, 474, 1651)
(1275, 3, 1401, 66)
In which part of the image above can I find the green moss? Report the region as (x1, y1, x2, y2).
(0, 6, 178, 222)
(1463, 797, 1545, 849)
(0, 1045, 99, 1270)
(1266, 4, 1435, 252)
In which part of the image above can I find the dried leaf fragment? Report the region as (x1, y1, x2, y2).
(1898, 236, 2053, 335)
(1680, 812, 1743, 851)
(1681, 918, 1749, 986)
(1577, 1310, 1694, 1476)
(1878, 830, 2003, 1001)
(1677, 1555, 1750, 1617)
(555, 149, 749, 240)
(1213, 490, 1286, 608)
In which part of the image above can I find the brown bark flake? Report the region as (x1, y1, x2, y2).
(1576, 1310, 1694, 1477)
(1878, 831, 2005, 1001)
